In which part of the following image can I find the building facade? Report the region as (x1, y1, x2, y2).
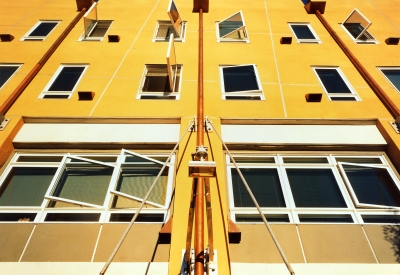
(0, 0, 400, 274)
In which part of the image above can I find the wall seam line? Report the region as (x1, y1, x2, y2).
(361, 225, 380, 263)
(91, 224, 103, 262)
(18, 224, 37, 262)
(295, 224, 307, 263)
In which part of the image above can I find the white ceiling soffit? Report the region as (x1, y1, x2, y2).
(13, 123, 180, 146)
(221, 125, 386, 145)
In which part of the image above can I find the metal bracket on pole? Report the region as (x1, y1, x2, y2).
(0, 114, 9, 131)
(188, 117, 212, 132)
(181, 248, 218, 275)
(390, 116, 400, 134)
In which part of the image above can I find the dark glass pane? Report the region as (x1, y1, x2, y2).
(109, 213, 164, 222)
(382, 70, 400, 90)
(343, 23, 364, 39)
(143, 75, 170, 92)
(315, 69, 352, 93)
(219, 13, 243, 37)
(233, 157, 275, 164)
(0, 167, 57, 206)
(362, 215, 400, 224)
(283, 157, 328, 164)
(292, 25, 316, 39)
(235, 214, 290, 223)
(45, 213, 100, 222)
(287, 168, 347, 208)
(125, 155, 164, 166)
(301, 0, 309, 4)
(299, 214, 353, 223)
(231, 168, 285, 207)
(48, 67, 85, 91)
(330, 97, 357, 101)
(70, 156, 117, 163)
(140, 95, 176, 100)
(336, 157, 382, 164)
(17, 156, 63, 162)
(225, 96, 261, 100)
(43, 94, 70, 99)
(0, 213, 37, 222)
(0, 66, 19, 88)
(343, 165, 400, 207)
(51, 166, 113, 206)
(29, 22, 57, 37)
(223, 66, 259, 92)
(89, 21, 112, 37)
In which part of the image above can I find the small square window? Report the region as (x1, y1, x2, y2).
(312, 67, 360, 101)
(342, 9, 377, 44)
(0, 64, 22, 89)
(40, 65, 88, 99)
(216, 11, 249, 43)
(378, 67, 400, 93)
(220, 65, 264, 100)
(21, 21, 60, 41)
(289, 23, 321, 44)
(79, 2, 112, 41)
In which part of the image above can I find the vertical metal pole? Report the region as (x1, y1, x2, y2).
(194, 8, 205, 275)
(205, 178, 214, 262)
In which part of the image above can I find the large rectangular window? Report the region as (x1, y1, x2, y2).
(0, 64, 22, 89)
(313, 67, 360, 101)
(220, 65, 264, 100)
(227, 154, 400, 224)
(40, 65, 88, 99)
(378, 68, 400, 93)
(21, 21, 60, 41)
(0, 151, 175, 223)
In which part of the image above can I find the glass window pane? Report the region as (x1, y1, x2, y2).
(17, 156, 63, 162)
(223, 66, 259, 92)
(330, 97, 357, 101)
(235, 214, 290, 223)
(29, 22, 57, 37)
(362, 215, 400, 224)
(342, 165, 400, 207)
(291, 25, 316, 39)
(113, 168, 168, 206)
(48, 67, 85, 91)
(315, 69, 352, 93)
(0, 213, 37, 222)
(299, 214, 353, 223)
(283, 157, 328, 164)
(219, 13, 244, 37)
(382, 70, 400, 91)
(0, 167, 57, 206)
(109, 213, 164, 222)
(88, 20, 112, 38)
(336, 157, 382, 164)
(45, 213, 100, 222)
(0, 66, 19, 88)
(287, 168, 347, 208)
(51, 166, 113, 206)
(343, 23, 365, 39)
(231, 168, 285, 207)
(233, 157, 275, 163)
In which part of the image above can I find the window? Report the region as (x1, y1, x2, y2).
(0, 151, 175, 223)
(79, 2, 112, 41)
(220, 65, 264, 100)
(216, 11, 248, 42)
(312, 67, 360, 101)
(21, 21, 60, 41)
(0, 64, 22, 89)
(138, 34, 182, 99)
(40, 64, 88, 99)
(378, 67, 400, 93)
(227, 154, 400, 224)
(288, 23, 321, 44)
(342, 9, 377, 44)
(153, 0, 186, 42)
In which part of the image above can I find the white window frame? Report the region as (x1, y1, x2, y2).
(78, 20, 113, 41)
(0, 151, 175, 223)
(378, 67, 400, 94)
(216, 11, 249, 43)
(227, 153, 400, 224)
(220, 64, 264, 100)
(39, 64, 89, 99)
(21, 20, 60, 41)
(153, 20, 187, 42)
(312, 67, 360, 101)
(0, 64, 22, 89)
(341, 9, 378, 44)
(288, 23, 321, 44)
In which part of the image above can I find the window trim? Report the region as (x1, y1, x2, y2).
(152, 20, 187, 42)
(341, 9, 378, 44)
(378, 67, 400, 94)
(0, 64, 22, 89)
(312, 67, 360, 101)
(78, 20, 113, 41)
(216, 11, 249, 43)
(288, 22, 321, 44)
(219, 64, 264, 100)
(20, 20, 60, 41)
(39, 64, 89, 99)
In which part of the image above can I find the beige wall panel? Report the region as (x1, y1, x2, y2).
(230, 224, 304, 263)
(0, 224, 34, 262)
(93, 224, 168, 262)
(298, 224, 376, 263)
(21, 224, 100, 262)
(364, 225, 400, 263)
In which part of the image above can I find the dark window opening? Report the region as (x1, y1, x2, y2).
(48, 67, 85, 91)
(29, 22, 58, 37)
(0, 66, 19, 88)
(223, 65, 259, 92)
(315, 69, 352, 93)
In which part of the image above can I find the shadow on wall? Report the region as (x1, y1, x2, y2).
(383, 224, 400, 263)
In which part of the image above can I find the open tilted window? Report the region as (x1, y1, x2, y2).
(21, 21, 60, 41)
(216, 11, 248, 42)
(220, 64, 263, 100)
(80, 2, 112, 41)
(289, 23, 321, 44)
(153, 0, 186, 42)
(138, 34, 182, 99)
(0, 151, 175, 222)
(342, 9, 377, 44)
